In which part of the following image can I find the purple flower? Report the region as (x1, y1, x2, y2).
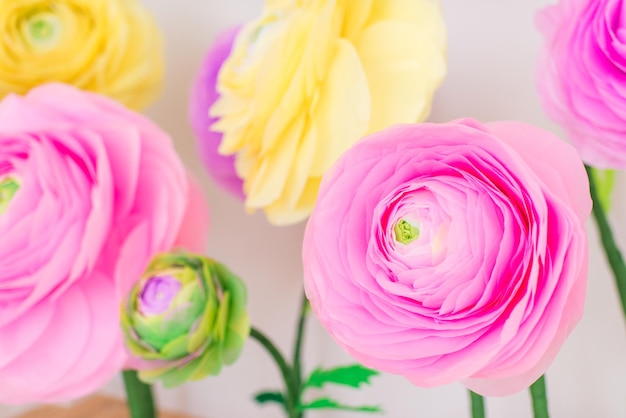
(189, 27, 244, 199)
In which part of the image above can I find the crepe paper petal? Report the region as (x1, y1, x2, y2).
(304, 120, 590, 396)
(197, 0, 446, 224)
(536, 0, 626, 169)
(0, 84, 208, 404)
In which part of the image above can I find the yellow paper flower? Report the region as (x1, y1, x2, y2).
(0, 0, 163, 109)
(211, 0, 447, 225)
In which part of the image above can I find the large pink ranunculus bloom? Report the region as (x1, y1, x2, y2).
(0, 83, 208, 404)
(536, 0, 626, 169)
(303, 119, 590, 396)
(189, 27, 244, 199)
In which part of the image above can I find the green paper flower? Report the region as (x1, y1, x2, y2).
(121, 252, 250, 387)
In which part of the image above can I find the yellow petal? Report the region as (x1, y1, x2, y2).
(0, 0, 163, 109)
(265, 177, 322, 225)
(354, 20, 446, 132)
(269, 116, 317, 213)
(368, 0, 445, 31)
(340, 0, 374, 39)
(244, 114, 306, 208)
(309, 38, 370, 177)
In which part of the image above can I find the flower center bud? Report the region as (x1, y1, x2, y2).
(23, 12, 62, 50)
(394, 218, 419, 245)
(0, 177, 19, 215)
(139, 275, 182, 316)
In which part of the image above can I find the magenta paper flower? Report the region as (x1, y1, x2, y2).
(536, 0, 626, 169)
(303, 120, 591, 396)
(189, 27, 244, 199)
(0, 84, 208, 404)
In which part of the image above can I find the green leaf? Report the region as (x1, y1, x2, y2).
(254, 391, 286, 406)
(304, 364, 379, 389)
(300, 398, 382, 413)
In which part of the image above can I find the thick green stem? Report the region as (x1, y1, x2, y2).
(122, 370, 156, 418)
(529, 375, 550, 418)
(250, 327, 299, 418)
(586, 165, 626, 318)
(469, 391, 485, 418)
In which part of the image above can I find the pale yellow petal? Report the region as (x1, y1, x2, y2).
(355, 21, 446, 132)
(369, 0, 444, 32)
(260, 1, 337, 155)
(340, 0, 374, 39)
(244, 114, 306, 208)
(278, 117, 317, 209)
(265, 177, 322, 225)
(309, 38, 370, 177)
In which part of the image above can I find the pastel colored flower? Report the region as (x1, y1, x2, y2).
(303, 120, 590, 396)
(536, 0, 626, 169)
(0, 0, 163, 110)
(205, 0, 446, 224)
(190, 27, 244, 199)
(121, 252, 249, 387)
(0, 84, 208, 404)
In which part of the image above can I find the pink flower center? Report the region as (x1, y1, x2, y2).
(384, 187, 450, 266)
(394, 218, 420, 244)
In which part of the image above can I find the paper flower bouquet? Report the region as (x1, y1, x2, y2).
(2, 0, 626, 417)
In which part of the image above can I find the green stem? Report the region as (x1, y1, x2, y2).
(250, 327, 299, 418)
(122, 370, 156, 418)
(292, 293, 310, 394)
(468, 391, 485, 418)
(529, 375, 550, 418)
(586, 165, 626, 318)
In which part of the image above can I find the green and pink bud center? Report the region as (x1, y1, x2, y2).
(394, 218, 420, 245)
(0, 177, 19, 215)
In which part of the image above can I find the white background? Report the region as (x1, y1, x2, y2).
(3, 0, 626, 417)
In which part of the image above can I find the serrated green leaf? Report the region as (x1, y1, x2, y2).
(304, 364, 379, 389)
(254, 391, 286, 406)
(300, 398, 382, 413)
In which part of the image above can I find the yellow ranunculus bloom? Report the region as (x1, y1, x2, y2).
(212, 0, 447, 225)
(0, 0, 163, 109)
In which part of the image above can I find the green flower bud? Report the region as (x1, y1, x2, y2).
(121, 252, 250, 387)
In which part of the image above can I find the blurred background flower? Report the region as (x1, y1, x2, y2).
(193, 0, 447, 225)
(0, 0, 163, 110)
(536, 0, 626, 169)
(0, 84, 207, 404)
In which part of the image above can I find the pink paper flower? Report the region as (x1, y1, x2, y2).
(536, 0, 626, 169)
(0, 84, 208, 404)
(189, 27, 244, 199)
(303, 120, 590, 396)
